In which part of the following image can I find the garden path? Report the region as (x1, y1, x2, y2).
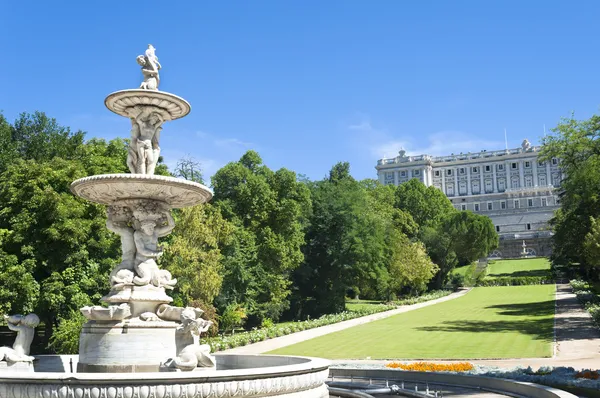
(218, 289, 471, 355)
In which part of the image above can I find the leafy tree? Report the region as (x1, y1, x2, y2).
(161, 204, 233, 307)
(541, 114, 600, 270)
(0, 112, 127, 351)
(291, 164, 388, 318)
(395, 179, 455, 227)
(212, 150, 311, 324)
(583, 216, 600, 273)
(444, 211, 498, 266)
(386, 232, 438, 298)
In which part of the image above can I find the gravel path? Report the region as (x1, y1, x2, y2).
(219, 289, 471, 355)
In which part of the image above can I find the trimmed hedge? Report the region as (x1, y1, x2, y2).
(476, 276, 554, 286)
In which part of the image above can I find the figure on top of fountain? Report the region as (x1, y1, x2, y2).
(137, 44, 161, 91)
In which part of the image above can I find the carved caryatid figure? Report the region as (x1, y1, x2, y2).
(137, 44, 161, 90)
(132, 202, 177, 289)
(0, 314, 39, 363)
(126, 107, 163, 175)
(106, 206, 136, 289)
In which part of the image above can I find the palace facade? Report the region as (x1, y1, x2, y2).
(375, 140, 561, 257)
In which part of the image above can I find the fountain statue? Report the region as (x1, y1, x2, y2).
(0, 45, 329, 398)
(70, 45, 213, 373)
(0, 314, 39, 371)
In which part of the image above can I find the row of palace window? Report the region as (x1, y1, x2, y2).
(434, 158, 558, 177)
(459, 197, 549, 212)
(444, 174, 556, 195)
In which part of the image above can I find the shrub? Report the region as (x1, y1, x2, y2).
(392, 290, 451, 306)
(450, 274, 465, 291)
(476, 276, 553, 286)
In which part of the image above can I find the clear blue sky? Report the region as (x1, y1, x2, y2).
(2, 1, 599, 182)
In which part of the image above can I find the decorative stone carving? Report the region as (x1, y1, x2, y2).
(137, 44, 161, 90)
(70, 174, 212, 208)
(105, 90, 191, 120)
(80, 304, 131, 321)
(163, 307, 215, 371)
(125, 105, 164, 175)
(522, 139, 531, 151)
(0, 314, 39, 362)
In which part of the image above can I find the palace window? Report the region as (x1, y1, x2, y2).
(514, 199, 520, 209)
(528, 198, 534, 207)
(485, 165, 491, 172)
(459, 168, 465, 175)
(539, 174, 547, 186)
(501, 201, 506, 209)
(414, 170, 420, 176)
(435, 170, 440, 177)
(526, 223, 531, 230)
(496, 225, 500, 232)
(474, 203, 480, 212)
(400, 171, 406, 177)
(498, 164, 504, 171)
(525, 176, 533, 187)
(447, 169, 453, 176)
(511, 162, 518, 169)
(538, 161, 545, 167)
(472, 167, 478, 173)
(525, 161, 531, 168)
(487, 202, 493, 211)
(541, 197, 547, 207)
(461, 204, 467, 211)
(552, 158, 558, 165)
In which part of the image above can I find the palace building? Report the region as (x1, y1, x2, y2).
(375, 139, 561, 258)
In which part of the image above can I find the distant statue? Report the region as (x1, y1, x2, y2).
(137, 44, 161, 90)
(398, 149, 407, 158)
(0, 314, 39, 362)
(164, 307, 215, 371)
(521, 139, 531, 151)
(132, 202, 177, 289)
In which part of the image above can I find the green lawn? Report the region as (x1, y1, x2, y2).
(267, 285, 555, 359)
(486, 258, 551, 278)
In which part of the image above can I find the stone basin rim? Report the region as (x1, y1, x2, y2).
(104, 89, 191, 120)
(0, 355, 330, 383)
(70, 173, 213, 208)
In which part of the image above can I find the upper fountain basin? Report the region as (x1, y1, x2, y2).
(105, 89, 191, 120)
(70, 174, 212, 208)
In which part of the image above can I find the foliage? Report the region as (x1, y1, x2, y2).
(219, 303, 247, 334)
(291, 164, 389, 318)
(390, 289, 452, 306)
(450, 273, 465, 290)
(174, 155, 204, 184)
(394, 178, 455, 227)
(541, 113, 600, 273)
(583, 217, 600, 270)
(476, 276, 554, 286)
(212, 150, 311, 323)
(161, 204, 233, 307)
(48, 310, 87, 354)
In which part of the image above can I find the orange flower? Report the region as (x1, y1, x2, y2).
(385, 361, 474, 372)
(575, 370, 600, 380)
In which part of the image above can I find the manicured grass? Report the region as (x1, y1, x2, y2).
(267, 285, 555, 359)
(487, 258, 551, 278)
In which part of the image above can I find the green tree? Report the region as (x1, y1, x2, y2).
(395, 179, 455, 227)
(212, 150, 311, 324)
(161, 204, 233, 307)
(291, 164, 388, 318)
(541, 114, 600, 270)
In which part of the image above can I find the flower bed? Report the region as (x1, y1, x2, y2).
(386, 361, 474, 372)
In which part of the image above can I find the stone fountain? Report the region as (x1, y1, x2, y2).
(0, 45, 329, 397)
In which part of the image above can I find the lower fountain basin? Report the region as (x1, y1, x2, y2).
(1, 354, 330, 398)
